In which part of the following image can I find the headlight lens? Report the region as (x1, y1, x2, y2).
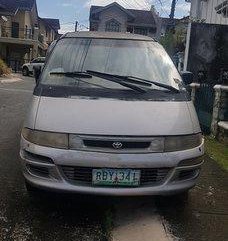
(22, 128, 68, 149)
(164, 133, 203, 152)
(69, 134, 84, 149)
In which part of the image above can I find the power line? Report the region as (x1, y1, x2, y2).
(119, 0, 148, 9)
(157, 0, 170, 16)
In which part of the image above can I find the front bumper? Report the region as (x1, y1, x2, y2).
(20, 136, 204, 196)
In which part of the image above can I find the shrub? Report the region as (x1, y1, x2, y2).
(0, 59, 11, 76)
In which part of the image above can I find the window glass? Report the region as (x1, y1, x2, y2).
(31, 58, 38, 63)
(41, 38, 181, 90)
(105, 20, 121, 32)
(134, 28, 148, 36)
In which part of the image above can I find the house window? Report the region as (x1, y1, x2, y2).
(134, 27, 148, 36)
(90, 22, 98, 31)
(105, 19, 121, 32)
(149, 27, 156, 34)
(11, 22, 19, 38)
(127, 26, 133, 33)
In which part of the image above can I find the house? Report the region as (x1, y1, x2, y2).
(38, 17, 60, 55)
(89, 2, 160, 38)
(0, 0, 60, 71)
(186, 0, 228, 25)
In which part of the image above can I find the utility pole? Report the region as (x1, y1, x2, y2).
(168, 0, 177, 31)
(169, 0, 177, 19)
(75, 21, 78, 32)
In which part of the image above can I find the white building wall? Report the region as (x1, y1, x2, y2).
(190, 0, 228, 25)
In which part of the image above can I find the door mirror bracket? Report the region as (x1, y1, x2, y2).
(181, 71, 194, 86)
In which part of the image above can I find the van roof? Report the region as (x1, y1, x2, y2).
(63, 31, 155, 41)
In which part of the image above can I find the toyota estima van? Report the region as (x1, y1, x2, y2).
(20, 32, 204, 196)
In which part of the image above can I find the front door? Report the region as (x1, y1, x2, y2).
(12, 22, 19, 38)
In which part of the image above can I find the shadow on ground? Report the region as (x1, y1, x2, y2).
(156, 157, 228, 241)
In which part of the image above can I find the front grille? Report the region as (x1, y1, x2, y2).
(61, 166, 170, 187)
(83, 140, 151, 149)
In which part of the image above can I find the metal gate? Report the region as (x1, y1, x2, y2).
(194, 84, 215, 134)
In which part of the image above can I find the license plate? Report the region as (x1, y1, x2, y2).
(92, 169, 140, 187)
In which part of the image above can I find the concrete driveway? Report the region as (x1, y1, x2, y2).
(0, 75, 227, 241)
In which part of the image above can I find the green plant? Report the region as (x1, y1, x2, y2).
(160, 27, 186, 57)
(0, 59, 11, 76)
(160, 32, 175, 56)
(205, 136, 228, 171)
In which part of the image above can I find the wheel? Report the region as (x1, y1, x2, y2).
(22, 67, 29, 76)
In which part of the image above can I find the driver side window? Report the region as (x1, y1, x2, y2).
(31, 58, 38, 64)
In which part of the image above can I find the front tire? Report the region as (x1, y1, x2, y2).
(22, 67, 29, 76)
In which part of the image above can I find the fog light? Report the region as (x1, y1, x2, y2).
(178, 155, 204, 167)
(23, 150, 54, 164)
(177, 169, 200, 181)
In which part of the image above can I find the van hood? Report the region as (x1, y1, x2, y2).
(34, 97, 199, 136)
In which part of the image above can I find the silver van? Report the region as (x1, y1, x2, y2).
(20, 32, 204, 196)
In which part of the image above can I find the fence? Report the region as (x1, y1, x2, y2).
(194, 83, 215, 134)
(191, 83, 228, 143)
(0, 26, 34, 40)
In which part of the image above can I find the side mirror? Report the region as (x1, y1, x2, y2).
(181, 71, 193, 86)
(33, 66, 42, 85)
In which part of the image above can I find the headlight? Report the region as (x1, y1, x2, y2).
(164, 133, 203, 152)
(69, 134, 84, 149)
(22, 128, 68, 149)
(149, 138, 164, 152)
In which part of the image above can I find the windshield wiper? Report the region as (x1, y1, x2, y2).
(49, 71, 92, 78)
(86, 70, 179, 93)
(86, 70, 147, 93)
(126, 76, 180, 93)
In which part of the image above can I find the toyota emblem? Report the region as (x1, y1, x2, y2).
(112, 142, 123, 149)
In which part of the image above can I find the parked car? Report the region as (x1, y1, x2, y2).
(20, 32, 204, 197)
(22, 57, 46, 76)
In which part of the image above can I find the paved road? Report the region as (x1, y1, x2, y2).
(0, 75, 227, 241)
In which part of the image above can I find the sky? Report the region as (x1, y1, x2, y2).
(36, 0, 191, 33)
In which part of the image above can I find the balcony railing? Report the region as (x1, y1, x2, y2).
(0, 26, 56, 48)
(0, 26, 34, 40)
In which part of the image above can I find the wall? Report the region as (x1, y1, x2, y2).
(11, 11, 26, 38)
(186, 23, 228, 84)
(190, 0, 228, 25)
(39, 20, 48, 43)
(0, 11, 33, 39)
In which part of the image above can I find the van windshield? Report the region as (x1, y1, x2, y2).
(41, 38, 182, 93)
